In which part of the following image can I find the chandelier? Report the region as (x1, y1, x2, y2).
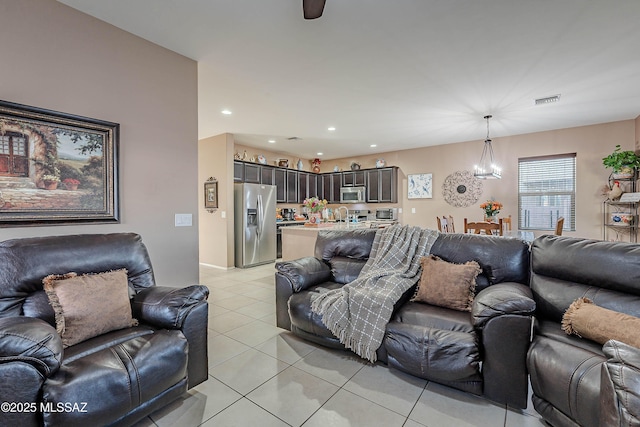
(473, 115, 501, 179)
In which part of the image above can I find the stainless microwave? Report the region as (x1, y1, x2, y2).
(376, 208, 398, 220)
(340, 187, 366, 203)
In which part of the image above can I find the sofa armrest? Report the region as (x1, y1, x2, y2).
(275, 257, 331, 330)
(132, 285, 209, 329)
(472, 283, 535, 408)
(275, 257, 331, 292)
(0, 317, 62, 376)
(601, 340, 640, 426)
(471, 282, 535, 329)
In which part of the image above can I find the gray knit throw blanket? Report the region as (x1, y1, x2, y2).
(310, 225, 438, 362)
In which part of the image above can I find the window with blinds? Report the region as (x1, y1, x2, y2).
(518, 153, 576, 231)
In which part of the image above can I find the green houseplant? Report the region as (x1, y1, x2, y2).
(602, 145, 640, 178)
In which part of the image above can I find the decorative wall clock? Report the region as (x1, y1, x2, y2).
(442, 170, 483, 207)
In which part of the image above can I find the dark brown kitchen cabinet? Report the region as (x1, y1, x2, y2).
(320, 173, 342, 203)
(366, 167, 398, 203)
(260, 166, 274, 185)
(233, 161, 244, 182)
(274, 168, 286, 203)
(286, 170, 298, 203)
(297, 172, 321, 203)
(308, 174, 319, 199)
(243, 163, 260, 183)
(331, 173, 342, 203)
(297, 172, 309, 203)
(320, 174, 333, 202)
(342, 170, 365, 187)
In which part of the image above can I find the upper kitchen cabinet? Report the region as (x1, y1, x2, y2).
(366, 167, 398, 203)
(234, 160, 261, 183)
(274, 168, 286, 203)
(342, 170, 366, 187)
(319, 172, 343, 203)
(298, 172, 319, 203)
(244, 163, 260, 183)
(233, 161, 244, 182)
(286, 170, 298, 203)
(261, 166, 274, 185)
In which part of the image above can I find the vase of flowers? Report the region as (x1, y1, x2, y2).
(303, 196, 327, 224)
(480, 200, 503, 222)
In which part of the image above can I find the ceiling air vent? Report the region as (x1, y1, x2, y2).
(287, 137, 302, 141)
(535, 94, 561, 105)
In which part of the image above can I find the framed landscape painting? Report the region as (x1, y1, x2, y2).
(0, 100, 119, 226)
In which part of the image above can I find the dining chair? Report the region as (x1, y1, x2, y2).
(502, 215, 512, 232)
(436, 216, 455, 233)
(555, 217, 565, 236)
(464, 218, 503, 236)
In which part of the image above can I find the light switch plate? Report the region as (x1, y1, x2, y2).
(175, 213, 193, 227)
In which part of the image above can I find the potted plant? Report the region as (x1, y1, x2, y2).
(42, 174, 60, 190)
(602, 145, 640, 178)
(63, 178, 80, 191)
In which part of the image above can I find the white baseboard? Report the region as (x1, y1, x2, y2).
(199, 262, 235, 270)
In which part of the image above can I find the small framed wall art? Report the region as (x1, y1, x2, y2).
(204, 177, 218, 213)
(408, 173, 433, 199)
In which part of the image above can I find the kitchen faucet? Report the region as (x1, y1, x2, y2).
(337, 206, 349, 224)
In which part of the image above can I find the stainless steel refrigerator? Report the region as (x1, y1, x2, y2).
(234, 183, 277, 268)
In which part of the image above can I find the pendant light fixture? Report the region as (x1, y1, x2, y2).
(473, 115, 502, 179)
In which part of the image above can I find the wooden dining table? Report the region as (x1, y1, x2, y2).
(466, 229, 535, 243)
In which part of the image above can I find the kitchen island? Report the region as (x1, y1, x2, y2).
(280, 221, 396, 261)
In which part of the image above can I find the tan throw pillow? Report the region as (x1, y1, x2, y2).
(43, 269, 138, 348)
(412, 255, 481, 312)
(562, 297, 640, 349)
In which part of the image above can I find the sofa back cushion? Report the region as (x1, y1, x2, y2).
(430, 233, 530, 292)
(315, 229, 378, 284)
(0, 233, 156, 320)
(531, 235, 640, 322)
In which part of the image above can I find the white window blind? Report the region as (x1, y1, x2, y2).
(518, 153, 576, 231)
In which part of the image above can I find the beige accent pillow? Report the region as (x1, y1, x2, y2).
(43, 269, 138, 348)
(562, 297, 640, 348)
(412, 255, 481, 312)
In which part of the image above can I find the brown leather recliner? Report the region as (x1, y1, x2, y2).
(276, 229, 535, 408)
(527, 235, 640, 427)
(0, 233, 209, 427)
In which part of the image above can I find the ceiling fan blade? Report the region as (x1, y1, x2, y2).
(303, 0, 326, 19)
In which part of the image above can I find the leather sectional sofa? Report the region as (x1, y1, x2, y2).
(276, 229, 535, 409)
(0, 233, 209, 427)
(277, 229, 640, 425)
(528, 235, 640, 427)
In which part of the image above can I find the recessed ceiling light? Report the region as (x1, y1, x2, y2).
(268, 139, 275, 143)
(317, 152, 323, 156)
(328, 127, 336, 131)
(221, 109, 232, 115)
(370, 144, 377, 148)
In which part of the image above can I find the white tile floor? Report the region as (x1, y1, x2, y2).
(135, 262, 546, 427)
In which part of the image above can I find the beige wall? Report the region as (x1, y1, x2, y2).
(199, 133, 235, 267)
(0, 0, 199, 285)
(330, 120, 635, 240)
